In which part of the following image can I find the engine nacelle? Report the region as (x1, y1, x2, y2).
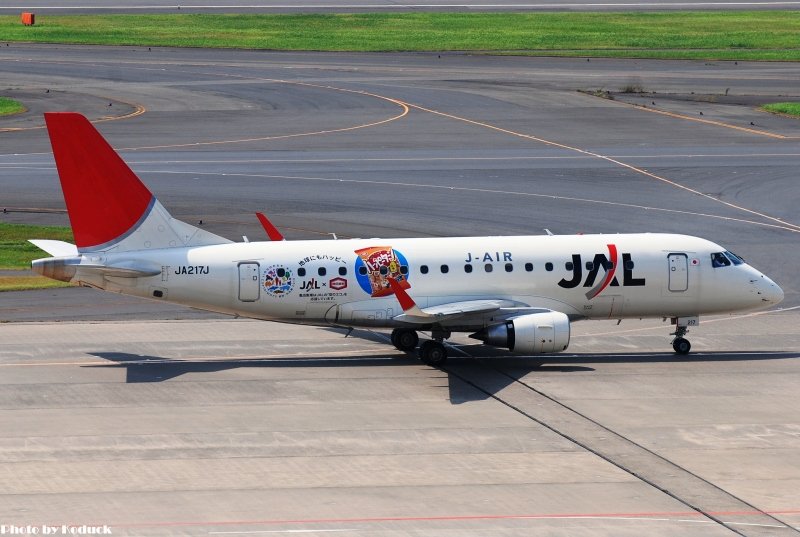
(471, 311, 570, 354)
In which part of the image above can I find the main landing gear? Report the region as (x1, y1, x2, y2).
(390, 328, 448, 366)
(390, 328, 418, 352)
(670, 319, 692, 355)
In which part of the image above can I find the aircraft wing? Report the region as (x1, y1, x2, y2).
(388, 278, 531, 324)
(393, 298, 522, 323)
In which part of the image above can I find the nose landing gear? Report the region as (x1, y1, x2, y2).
(670, 318, 694, 355)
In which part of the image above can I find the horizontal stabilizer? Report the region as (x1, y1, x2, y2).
(29, 239, 78, 257)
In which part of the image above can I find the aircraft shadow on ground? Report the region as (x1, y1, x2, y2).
(85, 348, 799, 405)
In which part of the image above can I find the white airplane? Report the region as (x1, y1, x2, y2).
(30, 112, 784, 365)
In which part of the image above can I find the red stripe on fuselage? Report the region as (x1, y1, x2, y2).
(45, 113, 153, 250)
(589, 243, 618, 299)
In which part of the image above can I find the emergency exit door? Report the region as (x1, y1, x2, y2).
(238, 262, 260, 302)
(668, 253, 688, 292)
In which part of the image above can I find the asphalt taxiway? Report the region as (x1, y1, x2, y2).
(1, 45, 799, 535)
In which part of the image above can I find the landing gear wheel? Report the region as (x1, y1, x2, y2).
(419, 340, 448, 366)
(391, 329, 419, 352)
(672, 337, 691, 355)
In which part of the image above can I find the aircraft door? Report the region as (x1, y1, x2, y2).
(667, 253, 688, 292)
(238, 262, 260, 302)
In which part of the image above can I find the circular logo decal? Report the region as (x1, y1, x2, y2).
(263, 265, 295, 298)
(354, 246, 409, 297)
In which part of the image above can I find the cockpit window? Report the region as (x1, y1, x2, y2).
(711, 252, 731, 268)
(724, 251, 745, 265)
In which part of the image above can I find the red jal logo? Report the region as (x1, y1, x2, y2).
(329, 277, 348, 291)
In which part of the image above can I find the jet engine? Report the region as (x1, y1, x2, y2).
(470, 311, 570, 354)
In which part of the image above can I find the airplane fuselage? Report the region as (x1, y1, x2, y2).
(67, 233, 780, 330)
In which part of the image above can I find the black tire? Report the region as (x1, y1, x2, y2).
(391, 329, 419, 352)
(419, 340, 448, 366)
(672, 337, 691, 355)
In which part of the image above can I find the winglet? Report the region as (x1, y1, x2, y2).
(256, 212, 285, 241)
(388, 277, 431, 318)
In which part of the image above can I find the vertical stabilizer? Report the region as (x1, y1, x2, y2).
(44, 113, 231, 253)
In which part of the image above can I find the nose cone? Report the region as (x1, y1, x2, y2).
(757, 274, 784, 306)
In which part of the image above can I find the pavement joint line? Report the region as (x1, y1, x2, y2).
(440, 341, 799, 536)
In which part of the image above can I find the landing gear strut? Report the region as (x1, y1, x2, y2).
(670, 320, 692, 355)
(390, 328, 419, 352)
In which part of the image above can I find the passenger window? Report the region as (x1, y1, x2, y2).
(625, 260, 634, 270)
(485, 264, 493, 273)
(505, 263, 513, 272)
(586, 262, 593, 270)
(358, 266, 367, 276)
(525, 263, 533, 272)
(545, 262, 553, 272)
(400, 265, 409, 275)
(277, 268, 286, 278)
(565, 262, 574, 271)
(379, 266, 388, 275)
(711, 252, 731, 268)
(441, 265, 449, 274)
(298, 267, 306, 277)
(420, 265, 429, 274)
(338, 266, 347, 276)
(464, 264, 473, 273)
(318, 267, 327, 276)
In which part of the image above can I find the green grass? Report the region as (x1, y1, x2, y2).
(0, 222, 74, 291)
(1, 12, 799, 60)
(762, 102, 800, 117)
(0, 97, 25, 116)
(0, 275, 70, 291)
(0, 222, 74, 270)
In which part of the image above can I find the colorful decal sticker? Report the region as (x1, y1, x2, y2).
(263, 265, 295, 298)
(354, 246, 410, 297)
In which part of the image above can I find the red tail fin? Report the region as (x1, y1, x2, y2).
(45, 113, 154, 250)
